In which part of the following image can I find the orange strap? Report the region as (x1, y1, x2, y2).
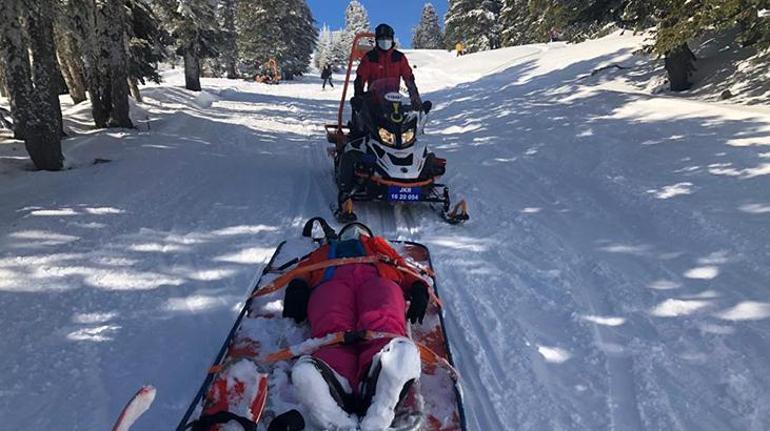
(250, 256, 381, 300)
(250, 254, 439, 306)
(264, 330, 460, 382)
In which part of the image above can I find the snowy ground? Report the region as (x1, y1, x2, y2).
(2, 32, 770, 430)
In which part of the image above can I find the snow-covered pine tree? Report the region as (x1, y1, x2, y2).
(444, 0, 502, 53)
(126, 0, 169, 102)
(282, 0, 317, 78)
(0, 0, 33, 140)
(237, 0, 316, 79)
(329, 29, 349, 67)
(220, 0, 238, 78)
(24, 0, 65, 170)
(339, 0, 370, 54)
(500, 0, 543, 46)
(412, 3, 444, 49)
(314, 25, 334, 69)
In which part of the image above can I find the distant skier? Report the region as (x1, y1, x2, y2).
(353, 23, 423, 111)
(274, 223, 429, 430)
(321, 64, 334, 90)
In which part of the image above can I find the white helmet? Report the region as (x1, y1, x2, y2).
(338, 222, 373, 241)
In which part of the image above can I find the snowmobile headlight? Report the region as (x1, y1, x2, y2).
(378, 128, 396, 146)
(401, 129, 415, 146)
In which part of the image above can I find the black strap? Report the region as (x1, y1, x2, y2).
(186, 411, 257, 431)
(306, 358, 358, 415)
(301, 217, 337, 241)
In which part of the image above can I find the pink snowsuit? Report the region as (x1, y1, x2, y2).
(309, 263, 407, 392)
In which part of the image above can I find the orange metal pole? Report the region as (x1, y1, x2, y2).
(336, 32, 375, 134)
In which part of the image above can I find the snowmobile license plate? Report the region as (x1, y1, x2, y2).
(387, 186, 421, 202)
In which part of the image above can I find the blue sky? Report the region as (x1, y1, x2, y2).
(307, 0, 449, 48)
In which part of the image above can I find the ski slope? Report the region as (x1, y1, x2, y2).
(2, 32, 770, 430)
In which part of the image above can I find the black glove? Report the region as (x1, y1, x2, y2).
(407, 282, 429, 325)
(410, 95, 423, 112)
(268, 409, 305, 431)
(283, 279, 310, 323)
(350, 95, 363, 112)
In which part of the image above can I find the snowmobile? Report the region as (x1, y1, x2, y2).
(324, 33, 469, 225)
(162, 218, 467, 431)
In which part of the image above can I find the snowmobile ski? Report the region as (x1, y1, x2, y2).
(177, 218, 467, 430)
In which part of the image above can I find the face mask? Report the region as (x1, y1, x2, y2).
(377, 39, 393, 50)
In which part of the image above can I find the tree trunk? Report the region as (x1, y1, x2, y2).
(665, 43, 696, 92)
(222, 0, 238, 79)
(68, 0, 109, 128)
(25, 0, 64, 170)
(101, 0, 132, 128)
(55, 29, 88, 104)
(128, 77, 143, 102)
(0, 0, 33, 140)
(28, 0, 64, 135)
(0, 61, 8, 98)
(184, 47, 202, 91)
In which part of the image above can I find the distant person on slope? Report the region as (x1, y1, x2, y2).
(321, 64, 334, 90)
(455, 41, 465, 57)
(352, 23, 423, 112)
(274, 223, 429, 430)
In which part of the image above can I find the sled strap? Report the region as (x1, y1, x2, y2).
(302, 217, 338, 241)
(265, 330, 460, 382)
(186, 411, 257, 431)
(249, 255, 436, 304)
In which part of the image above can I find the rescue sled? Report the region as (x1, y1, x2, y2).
(176, 218, 467, 430)
(324, 33, 469, 225)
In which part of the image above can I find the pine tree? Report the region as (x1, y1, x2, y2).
(500, 0, 543, 46)
(220, 0, 238, 78)
(444, 0, 502, 53)
(237, 0, 316, 79)
(170, 0, 221, 91)
(412, 3, 444, 49)
(340, 0, 370, 53)
(314, 25, 334, 69)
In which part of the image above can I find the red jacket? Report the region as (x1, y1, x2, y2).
(354, 48, 415, 96)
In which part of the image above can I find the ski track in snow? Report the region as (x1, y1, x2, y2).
(2, 32, 770, 430)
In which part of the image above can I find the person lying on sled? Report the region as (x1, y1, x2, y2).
(276, 222, 429, 430)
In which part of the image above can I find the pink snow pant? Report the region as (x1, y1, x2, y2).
(308, 264, 406, 393)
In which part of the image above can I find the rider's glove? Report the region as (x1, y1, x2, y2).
(283, 279, 310, 323)
(407, 282, 429, 325)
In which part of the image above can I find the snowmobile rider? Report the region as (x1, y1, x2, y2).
(352, 23, 423, 113)
(276, 223, 430, 430)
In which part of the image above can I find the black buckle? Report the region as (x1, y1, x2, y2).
(343, 330, 367, 345)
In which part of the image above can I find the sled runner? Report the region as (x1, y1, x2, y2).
(176, 218, 467, 430)
(324, 33, 469, 225)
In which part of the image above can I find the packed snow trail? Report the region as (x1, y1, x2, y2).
(1, 32, 770, 430)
